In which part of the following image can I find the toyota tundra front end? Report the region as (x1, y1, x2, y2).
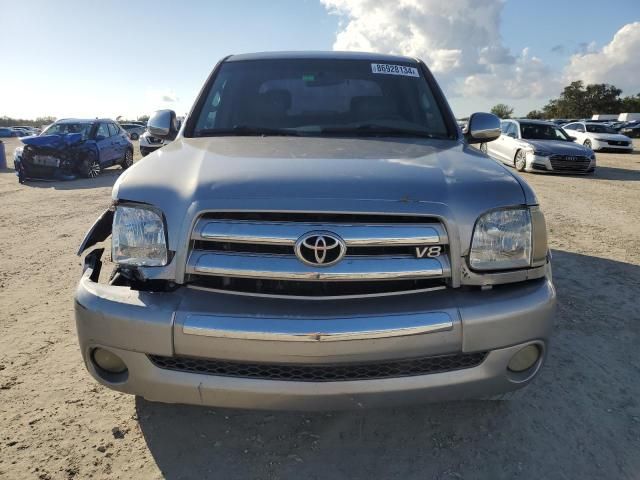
(75, 52, 555, 410)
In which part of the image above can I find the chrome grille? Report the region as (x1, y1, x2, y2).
(148, 351, 487, 382)
(186, 213, 450, 297)
(549, 155, 591, 172)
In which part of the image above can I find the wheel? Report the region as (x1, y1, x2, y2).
(131, 133, 139, 140)
(583, 139, 592, 149)
(479, 143, 488, 154)
(121, 149, 134, 170)
(81, 154, 101, 178)
(514, 150, 527, 171)
(140, 147, 149, 157)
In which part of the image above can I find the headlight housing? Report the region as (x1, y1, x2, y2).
(469, 208, 532, 271)
(112, 205, 168, 266)
(530, 149, 551, 157)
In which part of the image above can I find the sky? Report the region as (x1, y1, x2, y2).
(1, 0, 639, 120)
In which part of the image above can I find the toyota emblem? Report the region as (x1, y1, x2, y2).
(295, 231, 347, 267)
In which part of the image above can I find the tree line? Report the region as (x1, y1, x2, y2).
(491, 81, 640, 120)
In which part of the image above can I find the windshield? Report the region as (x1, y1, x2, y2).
(520, 123, 572, 141)
(586, 124, 617, 134)
(43, 122, 92, 139)
(192, 59, 451, 138)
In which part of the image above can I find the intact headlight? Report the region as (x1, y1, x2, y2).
(470, 208, 532, 271)
(112, 205, 168, 266)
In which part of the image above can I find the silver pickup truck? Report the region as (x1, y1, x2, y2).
(75, 52, 556, 410)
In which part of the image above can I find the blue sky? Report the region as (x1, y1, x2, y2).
(2, 0, 639, 119)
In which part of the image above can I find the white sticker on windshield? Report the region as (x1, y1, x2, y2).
(371, 63, 420, 77)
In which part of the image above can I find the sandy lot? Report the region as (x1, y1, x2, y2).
(1, 137, 639, 480)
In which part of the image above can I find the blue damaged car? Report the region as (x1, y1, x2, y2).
(14, 118, 134, 183)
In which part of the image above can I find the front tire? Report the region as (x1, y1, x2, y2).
(583, 139, 592, 149)
(514, 150, 527, 172)
(81, 154, 101, 179)
(479, 143, 488, 154)
(131, 133, 139, 140)
(121, 149, 134, 170)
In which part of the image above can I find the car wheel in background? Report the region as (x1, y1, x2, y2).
(479, 143, 487, 154)
(121, 149, 134, 170)
(584, 139, 592, 149)
(81, 154, 101, 178)
(131, 133, 139, 140)
(514, 150, 526, 171)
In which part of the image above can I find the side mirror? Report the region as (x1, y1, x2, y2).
(568, 135, 577, 140)
(148, 109, 179, 140)
(464, 112, 501, 144)
(95, 134, 107, 141)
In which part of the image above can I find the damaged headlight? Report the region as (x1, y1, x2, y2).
(469, 208, 532, 271)
(112, 205, 168, 266)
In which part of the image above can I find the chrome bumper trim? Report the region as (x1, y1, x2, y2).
(187, 251, 449, 281)
(194, 219, 447, 246)
(182, 312, 453, 342)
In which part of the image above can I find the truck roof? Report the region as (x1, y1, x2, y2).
(226, 51, 418, 63)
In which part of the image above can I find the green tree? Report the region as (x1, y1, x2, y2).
(490, 104, 514, 119)
(137, 115, 150, 123)
(526, 110, 545, 119)
(542, 81, 623, 118)
(621, 94, 640, 113)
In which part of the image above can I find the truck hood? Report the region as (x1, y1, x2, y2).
(523, 139, 592, 155)
(21, 133, 83, 150)
(114, 136, 530, 252)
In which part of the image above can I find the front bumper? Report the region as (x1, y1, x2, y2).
(590, 139, 633, 152)
(75, 256, 556, 410)
(523, 153, 596, 174)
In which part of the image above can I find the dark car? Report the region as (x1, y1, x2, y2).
(13, 118, 134, 183)
(120, 123, 146, 140)
(0, 127, 21, 137)
(619, 121, 640, 138)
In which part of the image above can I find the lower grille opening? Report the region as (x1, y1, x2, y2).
(187, 275, 447, 296)
(148, 352, 488, 382)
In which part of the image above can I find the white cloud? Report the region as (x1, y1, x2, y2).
(564, 22, 640, 93)
(321, 0, 558, 100)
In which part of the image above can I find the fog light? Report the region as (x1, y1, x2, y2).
(92, 348, 127, 374)
(507, 345, 540, 372)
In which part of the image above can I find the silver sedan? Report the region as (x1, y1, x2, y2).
(480, 119, 596, 174)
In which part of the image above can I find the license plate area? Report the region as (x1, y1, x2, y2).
(32, 155, 60, 167)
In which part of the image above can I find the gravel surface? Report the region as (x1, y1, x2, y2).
(1, 138, 639, 479)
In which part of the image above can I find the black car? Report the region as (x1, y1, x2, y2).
(619, 122, 640, 138)
(14, 118, 134, 182)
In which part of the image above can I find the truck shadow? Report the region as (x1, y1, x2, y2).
(135, 250, 640, 480)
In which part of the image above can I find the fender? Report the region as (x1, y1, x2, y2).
(77, 208, 113, 255)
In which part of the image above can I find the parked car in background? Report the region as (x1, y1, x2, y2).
(0, 127, 21, 137)
(13, 118, 134, 182)
(12, 126, 41, 136)
(75, 51, 555, 411)
(139, 118, 181, 156)
(563, 121, 634, 152)
(120, 123, 146, 140)
(619, 121, 640, 138)
(480, 119, 595, 174)
(138, 130, 166, 156)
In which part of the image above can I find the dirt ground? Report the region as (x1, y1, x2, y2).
(1, 137, 639, 480)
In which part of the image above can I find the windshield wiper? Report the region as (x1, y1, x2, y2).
(319, 124, 442, 138)
(194, 125, 302, 137)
